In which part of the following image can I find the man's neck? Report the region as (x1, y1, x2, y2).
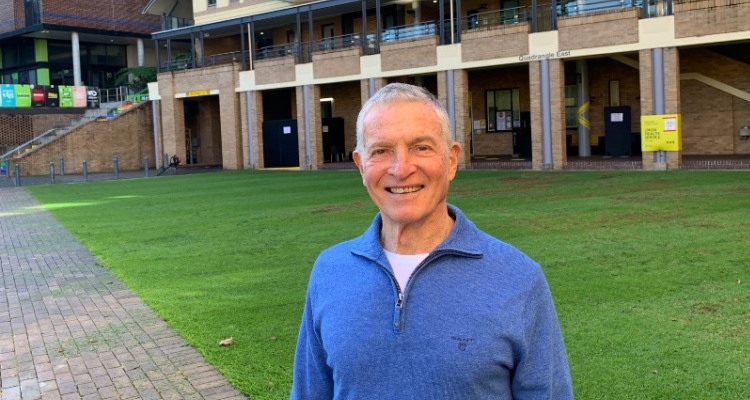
(380, 213, 454, 255)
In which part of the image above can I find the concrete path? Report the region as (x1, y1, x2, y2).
(0, 188, 246, 400)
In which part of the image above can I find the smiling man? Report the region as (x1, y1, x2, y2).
(290, 83, 573, 400)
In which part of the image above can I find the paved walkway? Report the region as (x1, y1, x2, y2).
(0, 188, 246, 400)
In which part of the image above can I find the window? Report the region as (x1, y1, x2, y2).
(208, 0, 216, 7)
(486, 88, 520, 132)
(565, 85, 577, 128)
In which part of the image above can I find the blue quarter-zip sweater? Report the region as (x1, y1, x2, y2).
(291, 205, 573, 400)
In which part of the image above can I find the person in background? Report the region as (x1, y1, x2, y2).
(291, 82, 573, 399)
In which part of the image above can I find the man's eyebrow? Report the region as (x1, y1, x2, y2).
(407, 135, 439, 146)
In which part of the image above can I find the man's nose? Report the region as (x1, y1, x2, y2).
(388, 148, 416, 178)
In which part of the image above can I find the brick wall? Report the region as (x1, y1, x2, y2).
(254, 56, 297, 85)
(680, 47, 750, 155)
(585, 57, 642, 138)
(11, 103, 154, 176)
(42, 0, 160, 35)
(461, 23, 530, 62)
(0, 0, 23, 34)
(558, 9, 639, 51)
(0, 113, 83, 146)
(380, 37, 439, 72)
(313, 48, 362, 79)
(675, 0, 750, 37)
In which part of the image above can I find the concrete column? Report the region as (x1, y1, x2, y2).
(412, 1, 422, 23)
(72, 32, 82, 86)
(137, 38, 145, 67)
(151, 100, 162, 169)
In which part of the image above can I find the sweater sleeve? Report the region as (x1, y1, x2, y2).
(290, 283, 334, 400)
(511, 272, 574, 399)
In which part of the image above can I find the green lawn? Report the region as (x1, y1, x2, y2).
(27, 170, 750, 400)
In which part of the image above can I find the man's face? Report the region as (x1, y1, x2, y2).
(353, 100, 460, 230)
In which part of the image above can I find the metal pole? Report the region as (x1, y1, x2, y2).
(245, 91, 255, 168)
(113, 156, 119, 180)
(576, 60, 591, 157)
(540, 59, 553, 169)
(652, 48, 667, 166)
(152, 100, 162, 169)
(303, 85, 312, 168)
(83, 160, 88, 181)
(14, 164, 21, 187)
(59, 157, 65, 176)
(447, 70, 456, 141)
(49, 161, 55, 183)
(144, 156, 149, 177)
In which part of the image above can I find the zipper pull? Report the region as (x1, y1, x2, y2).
(396, 291, 404, 308)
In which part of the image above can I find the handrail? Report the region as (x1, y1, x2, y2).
(0, 128, 59, 162)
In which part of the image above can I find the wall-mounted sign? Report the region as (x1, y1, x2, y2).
(186, 90, 210, 97)
(641, 114, 682, 152)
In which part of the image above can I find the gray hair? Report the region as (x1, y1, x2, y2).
(355, 83, 452, 156)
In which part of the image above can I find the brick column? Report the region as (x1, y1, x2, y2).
(158, 75, 186, 164)
(529, 59, 566, 170)
(219, 75, 242, 170)
(296, 85, 322, 169)
(664, 47, 682, 169)
(639, 48, 682, 170)
(240, 90, 264, 169)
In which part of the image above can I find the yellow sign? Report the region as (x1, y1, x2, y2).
(641, 114, 682, 152)
(186, 90, 210, 97)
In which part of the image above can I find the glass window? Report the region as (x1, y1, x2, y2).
(208, 0, 216, 7)
(486, 88, 521, 132)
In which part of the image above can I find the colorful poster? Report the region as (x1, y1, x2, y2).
(59, 85, 74, 107)
(1, 84, 15, 107)
(46, 85, 60, 107)
(73, 86, 87, 108)
(14, 85, 31, 107)
(86, 87, 100, 108)
(31, 85, 46, 107)
(641, 114, 682, 152)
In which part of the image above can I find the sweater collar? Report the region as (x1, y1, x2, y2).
(352, 204, 484, 261)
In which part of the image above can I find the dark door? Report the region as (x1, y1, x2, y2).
(322, 117, 345, 162)
(263, 119, 299, 167)
(604, 106, 632, 157)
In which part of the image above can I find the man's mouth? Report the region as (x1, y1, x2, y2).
(388, 185, 422, 194)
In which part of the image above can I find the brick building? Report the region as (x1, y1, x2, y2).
(145, 0, 750, 171)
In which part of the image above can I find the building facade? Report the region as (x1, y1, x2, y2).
(0, 0, 161, 88)
(146, 0, 750, 171)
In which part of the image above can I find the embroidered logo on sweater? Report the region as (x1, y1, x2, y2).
(451, 336, 475, 351)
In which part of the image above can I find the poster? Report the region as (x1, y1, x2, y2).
(14, 85, 31, 107)
(1, 84, 15, 107)
(641, 114, 681, 151)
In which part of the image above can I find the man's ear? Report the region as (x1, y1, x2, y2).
(352, 151, 366, 182)
(448, 142, 461, 181)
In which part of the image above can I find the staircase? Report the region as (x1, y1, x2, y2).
(0, 100, 133, 170)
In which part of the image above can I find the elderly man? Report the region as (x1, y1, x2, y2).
(291, 83, 573, 399)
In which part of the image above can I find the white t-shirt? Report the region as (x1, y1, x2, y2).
(384, 250, 428, 291)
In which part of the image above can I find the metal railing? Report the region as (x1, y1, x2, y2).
(100, 86, 134, 103)
(0, 128, 59, 170)
(254, 43, 301, 61)
(382, 21, 438, 43)
(462, 6, 531, 31)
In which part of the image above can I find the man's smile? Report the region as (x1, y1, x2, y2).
(387, 185, 423, 194)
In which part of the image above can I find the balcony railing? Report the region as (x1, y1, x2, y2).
(382, 21, 438, 42)
(462, 6, 531, 31)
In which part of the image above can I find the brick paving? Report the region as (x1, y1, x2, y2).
(0, 188, 246, 400)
